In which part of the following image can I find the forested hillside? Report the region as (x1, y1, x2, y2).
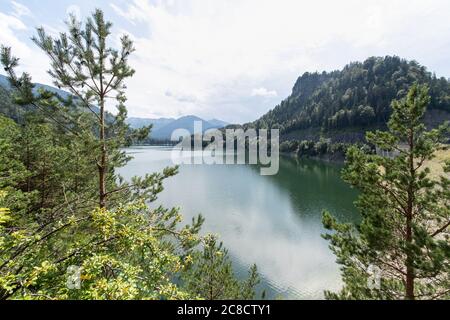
(252, 56, 450, 143)
(0, 83, 22, 122)
(0, 73, 101, 123)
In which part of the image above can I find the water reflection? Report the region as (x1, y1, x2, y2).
(118, 146, 359, 299)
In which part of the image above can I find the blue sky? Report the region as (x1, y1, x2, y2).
(1, 0, 450, 123)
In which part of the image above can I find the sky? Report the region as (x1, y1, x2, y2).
(1, 0, 450, 124)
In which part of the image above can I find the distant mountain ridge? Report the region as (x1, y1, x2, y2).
(126, 115, 228, 140)
(0, 74, 72, 99)
(126, 117, 175, 132)
(0, 74, 9, 88)
(206, 118, 229, 128)
(0, 73, 98, 122)
(0, 74, 228, 140)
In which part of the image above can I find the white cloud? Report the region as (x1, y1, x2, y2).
(108, 0, 450, 123)
(11, 1, 31, 18)
(165, 90, 198, 103)
(0, 8, 50, 85)
(66, 4, 81, 20)
(110, 0, 152, 24)
(251, 87, 278, 98)
(2, 0, 450, 123)
(0, 12, 28, 56)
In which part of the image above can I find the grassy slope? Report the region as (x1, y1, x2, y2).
(424, 148, 450, 180)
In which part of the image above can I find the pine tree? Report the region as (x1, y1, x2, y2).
(0, 115, 205, 300)
(323, 84, 450, 300)
(181, 234, 260, 300)
(29, 9, 144, 209)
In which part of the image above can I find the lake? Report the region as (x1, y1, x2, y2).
(118, 146, 359, 299)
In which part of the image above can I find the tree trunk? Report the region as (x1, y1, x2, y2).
(405, 128, 415, 300)
(405, 212, 414, 300)
(98, 98, 107, 209)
